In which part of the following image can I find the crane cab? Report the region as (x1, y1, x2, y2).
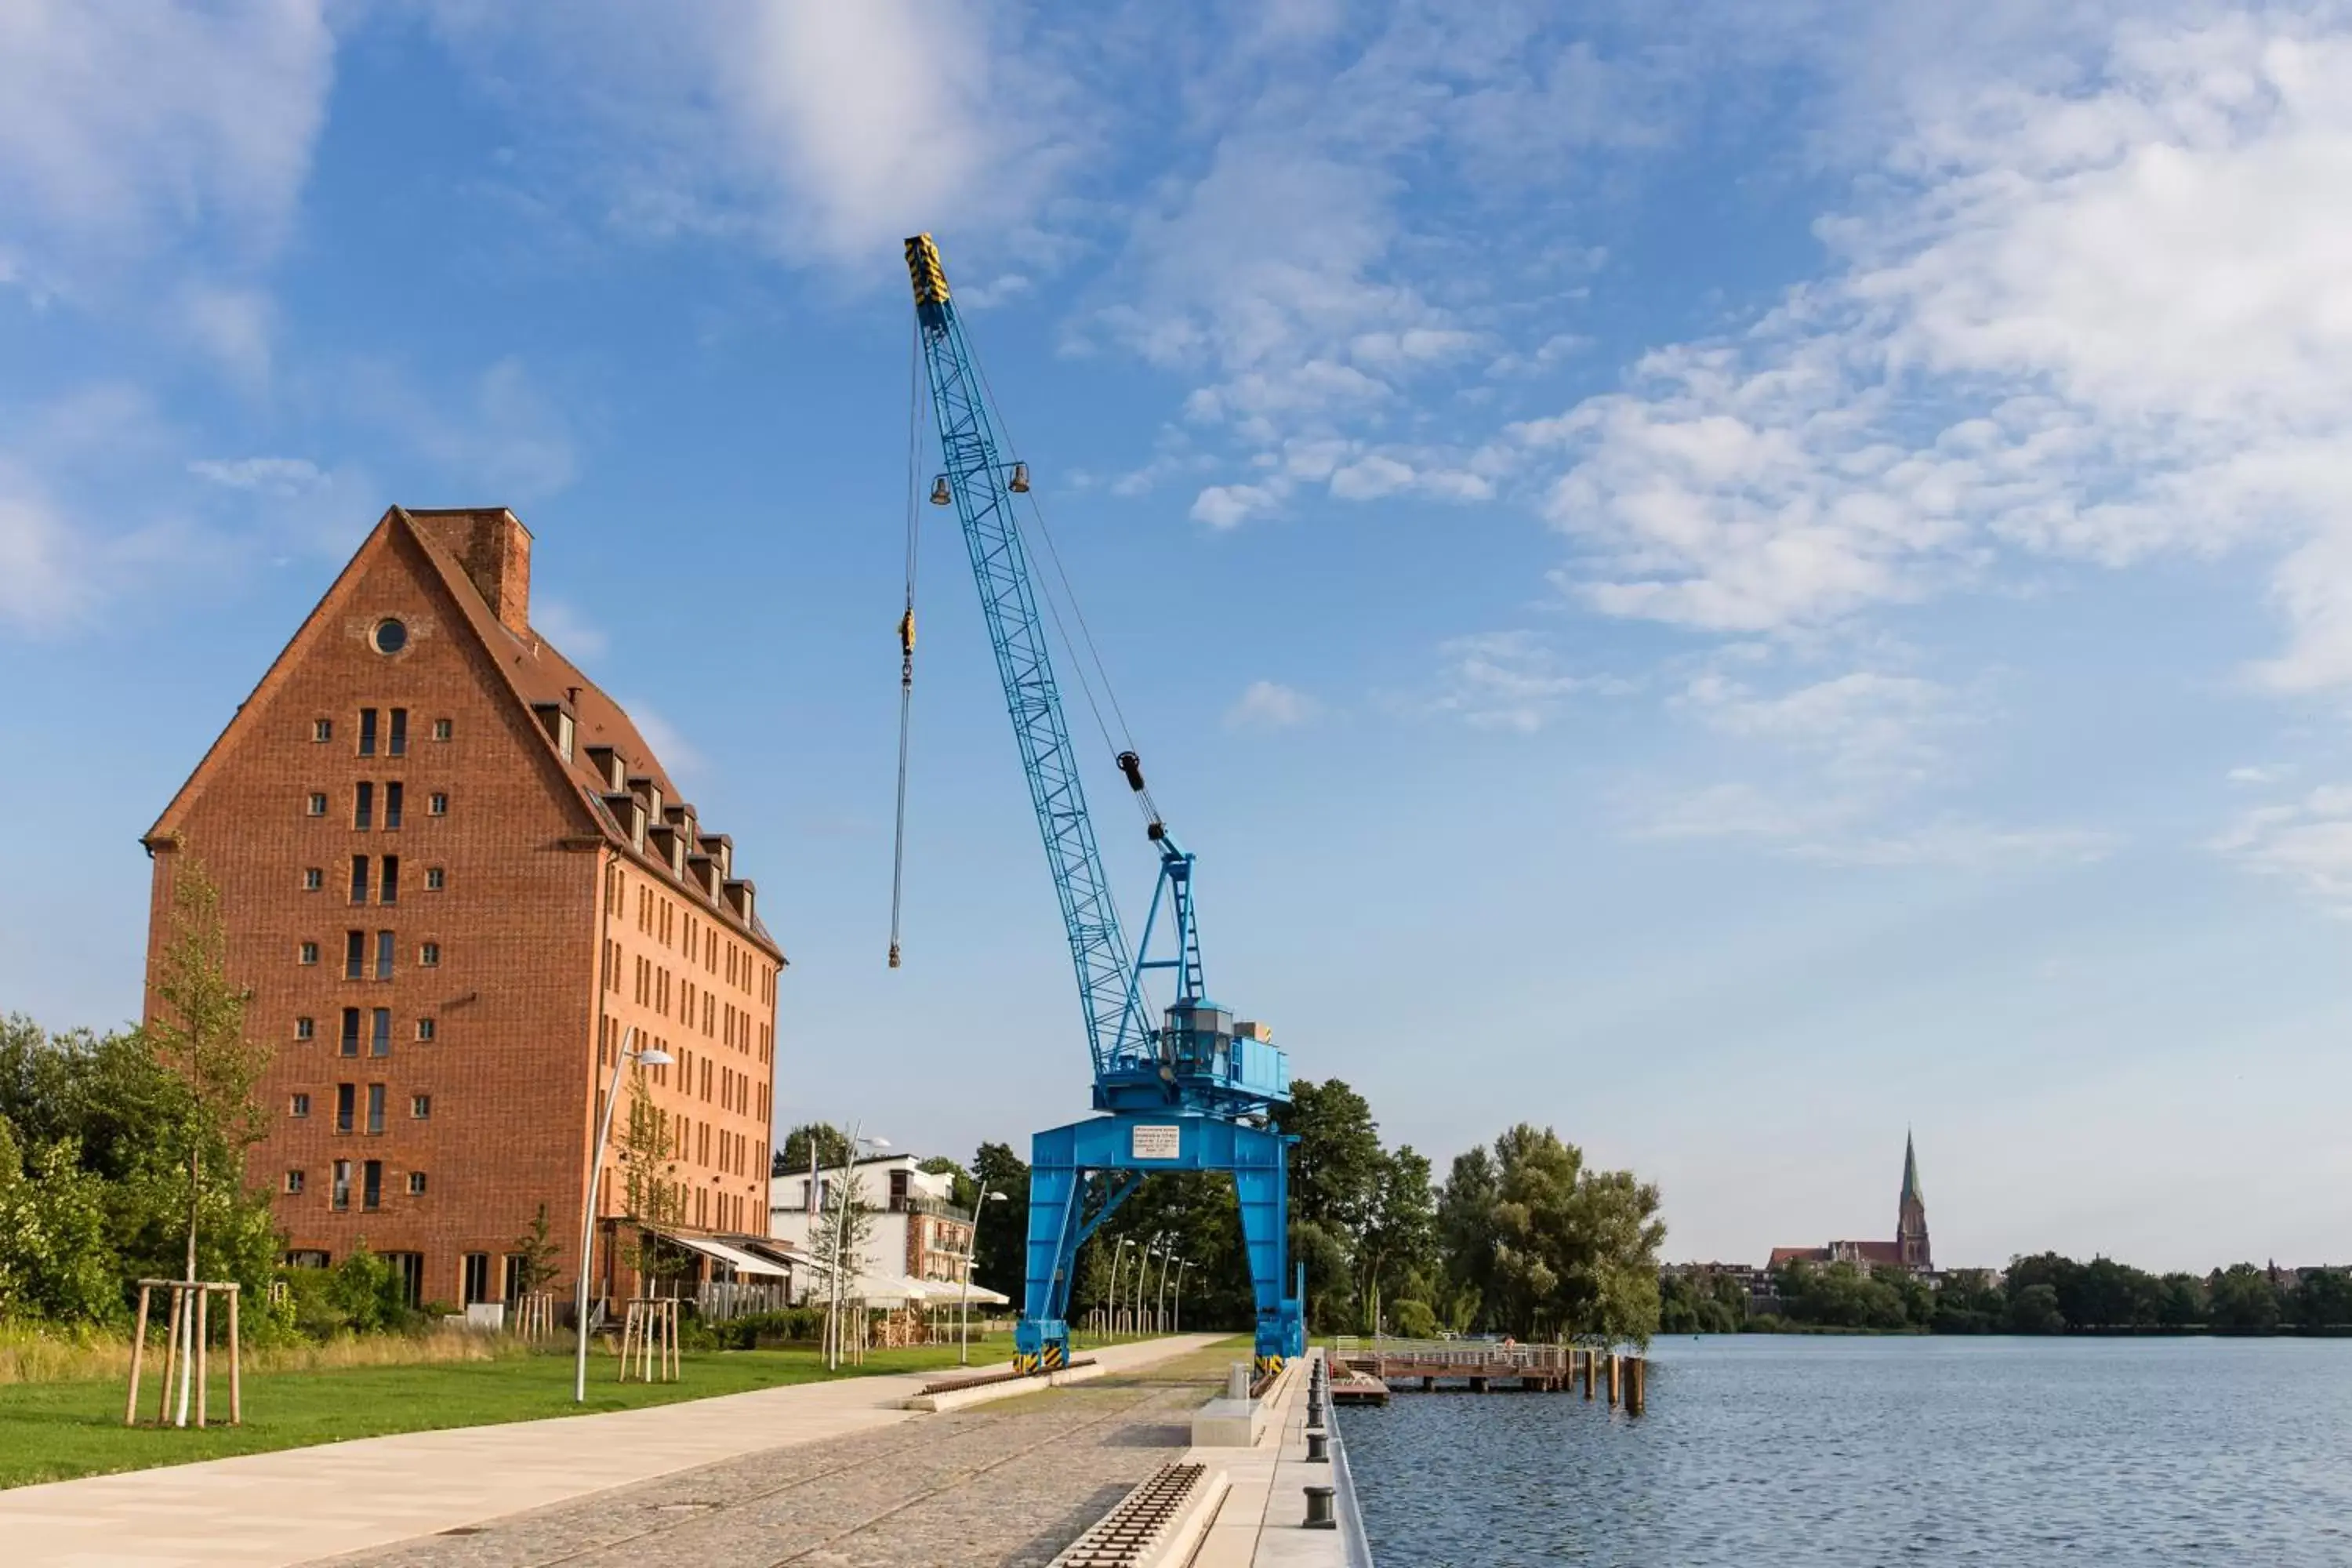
(1095, 1000, 1290, 1117)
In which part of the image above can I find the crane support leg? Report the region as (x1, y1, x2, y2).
(1013, 1114, 1305, 1374)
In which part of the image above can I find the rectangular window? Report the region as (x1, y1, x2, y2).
(370, 1008, 390, 1057)
(345, 931, 365, 979)
(405, 1171, 426, 1196)
(295, 1015, 314, 1040)
(332, 1160, 351, 1210)
(376, 931, 394, 979)
(433, 717, 452, 741)
(299, 941, 319, 966)
(285, 1170, 306, 1195)
(307, 791, 328, 816)
(350, 855, 370, 904)
(354, 782, 374, 830)
(380, 855, 400, 904)
(367, 1083, 386, 1135)
(363, 1160, 383, 1210)
(463, 1253, 490, 1304)
(420, 942, 441, 967)
(425, 866, 445, 891)
(385, 782, 404, 829)
(289, 1092, 310, 1118)
(358, 707, 378, 756)
(411, 1094, 430, 1119)
(336, 1083, 355, 1133)
(428, 791, 448, 817)
(314, 718, 332, 742)
(416, 1017, 436, 1042)
(339, 1007, 360, 1056)
(389, 709, 408, 757)
(303, 867, 323, 891)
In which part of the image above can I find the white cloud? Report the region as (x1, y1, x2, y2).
(1426, 630, 1621, 733)
(2227, 764, 2293, 786)
(176, 281, 277, 389)
(189, 456, 325, 494)
(0, 0, 335, 288)
(2213, 783, 2352, 913)
(624, 699, 707, 784)
(350, 357, 579, 503)
(0, 463, 90, 631)
(1526, 10, 2352, 691)
(1225, 679, 1318, 731)
(531, 596, 611, 661)
(1192, 482, 1283, 531)
(422, 1, 1080, 269)
(1682, 670, 1964, 784)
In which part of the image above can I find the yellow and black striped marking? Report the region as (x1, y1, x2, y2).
(1254, 1354, 1285, 1377)
(1014, 1352, 1041, 1374)
(1043, 1343, 1067, 1370)
(904, 234, 951, 307)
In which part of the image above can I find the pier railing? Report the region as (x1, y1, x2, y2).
(1332, 1335, 1568, 1374)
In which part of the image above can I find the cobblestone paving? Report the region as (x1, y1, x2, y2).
(327, 1351, 1235, 1568)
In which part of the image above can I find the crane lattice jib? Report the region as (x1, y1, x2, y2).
(906, 234, 1133, 1087)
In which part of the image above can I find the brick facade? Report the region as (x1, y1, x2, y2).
(142, 506, 782, 1310)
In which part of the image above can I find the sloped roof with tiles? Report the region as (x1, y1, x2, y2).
(145, 505, 782, 962)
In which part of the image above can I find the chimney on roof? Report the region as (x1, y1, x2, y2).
(411, 508, 532, 635)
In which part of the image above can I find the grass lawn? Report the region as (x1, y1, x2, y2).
(0, 1330, 1120, 1491)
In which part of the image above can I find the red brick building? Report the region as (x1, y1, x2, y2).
(142, 506, 782, 1310)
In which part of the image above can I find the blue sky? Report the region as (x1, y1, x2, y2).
(5, 1, 2351, 1272)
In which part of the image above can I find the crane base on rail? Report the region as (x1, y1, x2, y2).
(1013, 1112, 1306, 1375)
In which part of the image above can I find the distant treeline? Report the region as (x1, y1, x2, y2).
(1662, 1254, 2352, 1335)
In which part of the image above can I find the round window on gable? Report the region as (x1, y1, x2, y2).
(372, 618, 409, 655)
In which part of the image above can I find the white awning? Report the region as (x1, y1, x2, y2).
(659, 1232, 792, 1278)
(844, 1273, 1012, 1306)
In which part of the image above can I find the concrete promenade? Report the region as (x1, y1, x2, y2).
(0, 1334, 1222, 1568)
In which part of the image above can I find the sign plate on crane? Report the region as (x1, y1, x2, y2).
(1130, 1124, 1181, 1161)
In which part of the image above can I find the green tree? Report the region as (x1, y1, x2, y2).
(1436, 1145, 1500, 1327)
(1477, 1125, 1664, 1345)
(510, 1203, 562, 1298)
(2008, 1282, 2066, 1334)
(2208, 1265, 2284, 1333)
(1277, 1079, 1385, 1249)
(776, 1122, 852, 1178)
(2154, 1272, 2208, 1329)
(617, 1070, 688, 1283)
(1356, 1145, 1438, 1333)
(143, 862, 274, 1290)
(2292, 1269, 2352, 1330)
(971, 1142, 1030, 1299)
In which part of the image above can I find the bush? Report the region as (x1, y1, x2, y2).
(1391, 1298, 1440, 1338)
(702, 1306, 826, 1349)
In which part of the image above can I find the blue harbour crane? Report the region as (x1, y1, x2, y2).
(896, 233, 1304, 1374)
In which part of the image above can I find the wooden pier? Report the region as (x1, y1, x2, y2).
(1331, 1337, 1648, 1411)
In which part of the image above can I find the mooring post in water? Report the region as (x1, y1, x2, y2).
(1582, 1348, 1595, 1400)
(1626, 1356, 1646, 1415)
(1607, 1352, 1621, 1407)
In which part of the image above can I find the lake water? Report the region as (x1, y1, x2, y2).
(1338, 1336, 2352, 1566)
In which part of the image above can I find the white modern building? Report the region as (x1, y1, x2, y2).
(768, 1153, 1009, 1308)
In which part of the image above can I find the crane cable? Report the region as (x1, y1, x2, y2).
(967, 352, 1164, 832)
(887, 321, 924, 970)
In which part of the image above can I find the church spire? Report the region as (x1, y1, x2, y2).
(1896, 1129, 1931, 1270)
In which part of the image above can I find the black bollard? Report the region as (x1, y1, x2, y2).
(1306, 1427, 1330, 1463)
(1304, 1483, 1337, 1529)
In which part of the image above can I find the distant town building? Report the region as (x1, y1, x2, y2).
(1768, 1132, 1933, 1276)
(142, 506, 783, 1312)
(769, 1153, 995, 1305)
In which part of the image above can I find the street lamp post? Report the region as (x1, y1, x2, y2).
(958, 1187, 1007, 1366)
(1108, 1237, 1136, 1338)
(1133, 1234, 1163, 1334)
(1172, 1258, 1192, 1333)
(1155, 1250, 1179, 1334)
(575, 1027, 675, 1404)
